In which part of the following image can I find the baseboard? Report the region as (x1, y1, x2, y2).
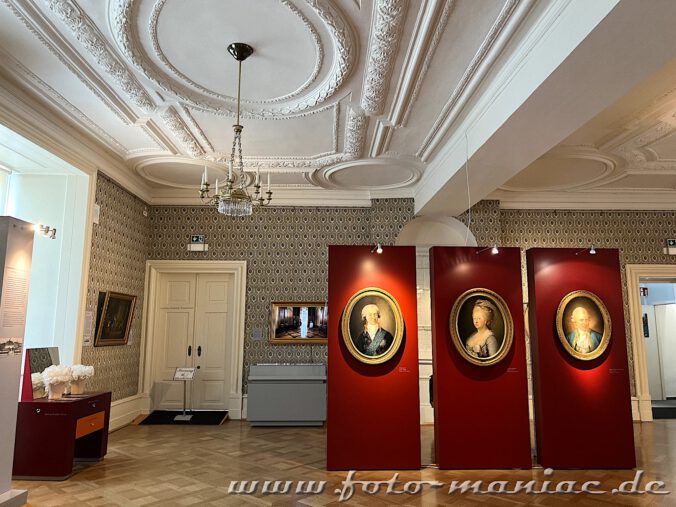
(632, 397, 639, 422)
(109, 394, 145, 431)
(241, 394, 247, 420)
(0, 489, 28, 507)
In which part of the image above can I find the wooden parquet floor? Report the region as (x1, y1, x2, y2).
(11, 421, 676, 506)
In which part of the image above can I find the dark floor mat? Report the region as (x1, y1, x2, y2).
(140, 410, 228, 425)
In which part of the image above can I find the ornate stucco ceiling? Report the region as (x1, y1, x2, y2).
(0, 0, 521, 205)
(1, 0, 676, 210)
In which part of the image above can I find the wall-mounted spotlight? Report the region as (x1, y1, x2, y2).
(371, 243, 383, 254)
(476, 245, 499, 255)
(33, 223, 57, 239)
(574, 245, 596, 256)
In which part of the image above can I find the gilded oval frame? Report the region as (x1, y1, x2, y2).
(449, 288, 514, 366)
(556, 290, 612, 361)
(340, 287, 404, 365)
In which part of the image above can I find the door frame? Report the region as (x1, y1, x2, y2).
(626, 264, 676, 422)
(140, 260, 247, 419)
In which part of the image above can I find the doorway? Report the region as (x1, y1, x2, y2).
(141, 261, 247, 418)
(640, 281, 676, 419)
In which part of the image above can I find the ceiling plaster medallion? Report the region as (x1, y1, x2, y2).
(111, 0, 355, 118)
(149, 0, 322, 105)
(47, 0, 156, 112)
(500, 153, 616, 192)
(308, 158, 423, 190)
(136, 158, 254, 189)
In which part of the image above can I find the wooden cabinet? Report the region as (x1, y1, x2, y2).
(12, 392, 111, 480)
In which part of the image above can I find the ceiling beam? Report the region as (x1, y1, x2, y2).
(414, 0, 676, 215)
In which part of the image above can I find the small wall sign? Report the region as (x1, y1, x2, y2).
(173, 367, 196, 380)
(191, 234, 205, 244)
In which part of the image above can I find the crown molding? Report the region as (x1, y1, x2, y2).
(492, 189, 676, 211)
(47, 0, 155, 112)
(3, 0, 140, 124)
(0, 50, 127, 155)
(370, 0, 452, 157)
(149, 186, 373, 208)
(0, 69, 153, 202)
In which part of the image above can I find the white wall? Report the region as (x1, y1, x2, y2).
(5, 173, 89, 365)
(641, 283, 676, 305)
(643, 305, 663, 400)
(655, 304, 676, 399)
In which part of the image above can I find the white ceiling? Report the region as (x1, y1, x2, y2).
(0, 0, 676, 210)
(493, 55, 676, 209)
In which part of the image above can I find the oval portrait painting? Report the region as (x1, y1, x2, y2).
(556, 290, 611, 361)
(341, 287, 404, 365)
(450, 288, 514, 366)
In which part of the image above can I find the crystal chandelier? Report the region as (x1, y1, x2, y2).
(199, 42, 272, 216)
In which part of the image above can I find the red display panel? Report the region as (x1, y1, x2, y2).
(527, 248, 635, 468)
(430, 247, 531, 469)
(327, 245, 420, 470)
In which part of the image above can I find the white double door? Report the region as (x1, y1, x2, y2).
(153, 272, 232, 410)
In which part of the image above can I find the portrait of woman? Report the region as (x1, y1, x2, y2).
(450, 288, 513, 366)
(341, 287, 404, 365)
(556, 290, 611, 361)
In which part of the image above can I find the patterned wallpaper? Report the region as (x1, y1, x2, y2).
(148, 199, 415, 392)
(80, 179, 676, 403)
(499, 208, 676, 397)
(80, 173, 151, 402)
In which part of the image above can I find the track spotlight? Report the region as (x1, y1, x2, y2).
(371, 243, 383, 254)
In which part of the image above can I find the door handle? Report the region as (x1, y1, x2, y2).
(197, 345, 202, 357)
(187, 345, 192, 357)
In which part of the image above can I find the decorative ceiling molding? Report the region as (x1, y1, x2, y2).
(159, 107, 205, 158)
(46, 0, 156, 113)
(180, 105, 213, 153)
(0, 50, 127, 154)
(308, 157, 423, 190)
(149, 0, 322, 105)
(111, 0, 356, 118)
(360, 0, 408, 116)
(417, 0, 531, 160)
(137, 119, 180, 155)
(399, 0, 453, 127)
(370, 0, 453, 157)
(492, 188, 676, 211)
(343, 105, 367, 158)
(2, 0, 138, 124)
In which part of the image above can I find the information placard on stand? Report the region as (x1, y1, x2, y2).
(173, 367, 195, 422)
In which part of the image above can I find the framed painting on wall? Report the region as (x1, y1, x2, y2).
(270, 302, 328, 344)
(556, 290, 611, 360)
(340, 287, 404, 365)
(449, 288, 514, 366)
(94, 292, 137, 346)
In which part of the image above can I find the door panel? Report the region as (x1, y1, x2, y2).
(151, 272, 232, 411)
(160, 274, 195, 309)
(193, 274, 231, 409)
(153, 274, 196, 409)
(154, 308, 195, 408)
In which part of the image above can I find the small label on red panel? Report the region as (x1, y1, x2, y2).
(507, 368, 519, 373)
(609, 369, 625, 374)
(398, 367, 410, 373)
